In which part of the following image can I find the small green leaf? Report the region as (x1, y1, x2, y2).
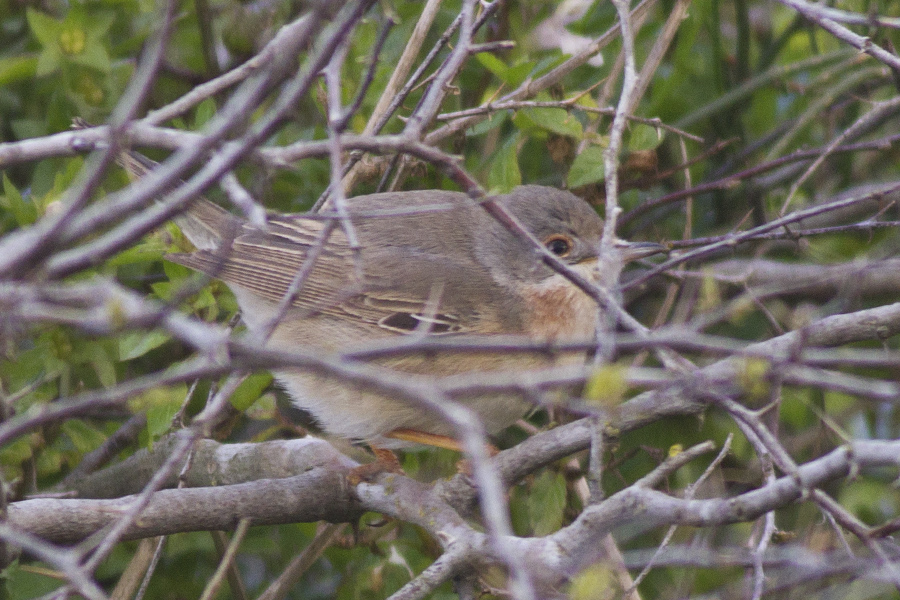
(567, 145, 606, 188)
(194, 98, 217, 128)
(86, 342, 117, 387)
(519, 107, 582, 138)
(245, 392, 276, 421)
(119, 330, 171, 361)
(194, 287, 221, 313)
(474, 54, 534, 87)
(86, 12, 115, 39)
(466, 110, 508, 136)
(162, 258, 192, 281)
(698, 268, 722, 312)
(143, 389, 184, 442)
(3, 560, 64, 599)
(58, 26, 86, 55)
(62, 420, 107, 454)
(569, 564, 618, 600)
(36, 448, 64, 477)
(508, 485, 530, 536)
(511, 110, 546, 140)
(26, 9, 63, 48)
(0, 437, 33, 467)
(27, 9, 65, 76)
(504, 61, 535, 88)
(628, 123, 664, 151)
(584, 364, 629, 407)
(738, 357, 771, 402)
(35, 47, 62, 77)
(106, 239, 167, 267)
(487, 133, 521, 193)
(1, 175, 37, 225)
(229, 372, 273, 411)
(527, 470, 567, 535)
(71, 42, 111, 73)
(840, 479, 899, 525)
(0, 55, 39, 87)
(474, 52, 507, 81)
(47, 156, 84, 199)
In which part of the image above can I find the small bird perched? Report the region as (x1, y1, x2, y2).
(122, 153, 661, 450)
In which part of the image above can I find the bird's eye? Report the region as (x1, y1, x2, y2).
(544, 234, 573, 257)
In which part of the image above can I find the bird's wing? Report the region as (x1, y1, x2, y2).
(168, 213, 358, 316)
(117, 148, 501, 334)
(335, 251, 497, 335)
(168, 212, 504, 334)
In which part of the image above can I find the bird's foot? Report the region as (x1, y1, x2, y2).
(347, 446, 404, 485)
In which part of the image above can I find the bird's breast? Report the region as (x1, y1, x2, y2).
(519, 272, 600, 340)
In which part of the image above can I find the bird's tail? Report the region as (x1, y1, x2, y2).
(71, 118, 236, 252)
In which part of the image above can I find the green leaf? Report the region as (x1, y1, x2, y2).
(229, 372, 273, 411)
(627, 123, 664, 151)
(162, 258, 193, 281)
(511, 111, 546, 139)
(27, 9, 65, 76)
(36, 448, 64, 477)
(519, 107, 582, 138)
(194, 98, 217, 128)
(10, 118, 47, 141)
(527, 470, 566, 535)
(567, 145, 606, 188)
(47, 156, 84, 199)
(71, 42, 111, 73)
(3, 560, 64, 599)
(474, 53, 534, 87)
(0, 55, 39, 87)
(474, 52, 507, 81)
(86, 12, 115, 39)
(106, 239, 167, 267)
(84, 342, 118, 387)
(119, 330, 171, 361)
(62, 420, 107, 454)
(584, 364, 628, 407)
(26, 9, 63, 48)
(504, 61, 535, 88)
(487, 133, 521, 193)
(466, 110, 508, 136)
(839, 479, 898, 525)
(569, 564, 618, 600)
(143, 389, 185, 442)
(1, 175, 37, 226)
(508, 485, 530, 536)
(0, 437, 33, 467)
(194, 287, 221, 313)
(36, 47, 62, 77)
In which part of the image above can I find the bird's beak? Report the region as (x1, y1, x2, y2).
(614, 239, 668, 262)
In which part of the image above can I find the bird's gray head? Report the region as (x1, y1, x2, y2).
(476, 185, 605, 284)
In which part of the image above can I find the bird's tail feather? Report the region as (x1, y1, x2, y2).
(71, 118, 236, 252)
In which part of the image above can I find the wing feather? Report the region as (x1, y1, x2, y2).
(167, 194, 511, 334)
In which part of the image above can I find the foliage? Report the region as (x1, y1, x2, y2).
(1, 0, 900, 599)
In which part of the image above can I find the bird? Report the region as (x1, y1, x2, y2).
(121, 152, 662, 451)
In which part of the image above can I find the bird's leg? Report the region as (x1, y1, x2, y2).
(347, 445, 404, 485)
(347, 430, 501, 484)
(370, 446, 403, 470)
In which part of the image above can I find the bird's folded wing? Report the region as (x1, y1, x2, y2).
(168, 214, 497, 333)
(167, 214, 357, 315)
(118, 149, 488, 331)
